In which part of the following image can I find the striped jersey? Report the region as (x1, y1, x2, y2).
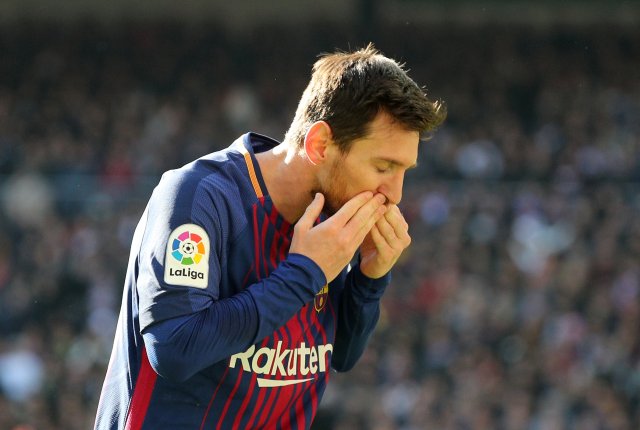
(94, 133, 389, 430)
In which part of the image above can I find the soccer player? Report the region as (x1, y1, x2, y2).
(94, 44, 445, 429)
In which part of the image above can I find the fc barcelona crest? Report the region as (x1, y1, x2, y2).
(314, 285, 329, 312)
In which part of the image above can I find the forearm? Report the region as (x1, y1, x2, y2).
(142, 254, 326, 382)
(332, 265, 390, 372)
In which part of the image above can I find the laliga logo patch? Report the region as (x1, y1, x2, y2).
(164, 224, 209, 288)
(171, 230, 205, 265)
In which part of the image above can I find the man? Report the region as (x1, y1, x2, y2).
(94, 44, 445, 430)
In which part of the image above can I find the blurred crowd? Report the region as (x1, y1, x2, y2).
(0, 18, 639, 430)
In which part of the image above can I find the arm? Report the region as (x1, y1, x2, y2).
(143, 253, 326, 382)
(135, 171, 326, 383)
(331, 265, 390, 372)
(332, 203, 411, 371)
(139, 187, 386, 383)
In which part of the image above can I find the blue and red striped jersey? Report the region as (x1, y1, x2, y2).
(94, 133, 390, 430)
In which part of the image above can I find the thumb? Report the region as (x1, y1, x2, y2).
(297, 193, 324, 230)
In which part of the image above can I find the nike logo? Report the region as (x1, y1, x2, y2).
(257, 377, 314, 388)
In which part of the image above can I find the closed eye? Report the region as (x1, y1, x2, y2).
(373, 158, 418, 173)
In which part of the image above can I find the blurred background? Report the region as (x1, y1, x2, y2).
(1, 0, 639, 429)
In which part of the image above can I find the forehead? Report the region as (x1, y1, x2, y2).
(347, 112, 419, 165)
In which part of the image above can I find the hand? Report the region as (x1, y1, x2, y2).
(290, 191, 387, 283)
(358, 204, 411, 279)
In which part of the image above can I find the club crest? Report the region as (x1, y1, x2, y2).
(314, 284, 329, 312)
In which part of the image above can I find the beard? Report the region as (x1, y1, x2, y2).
(312, 157, 349, 216)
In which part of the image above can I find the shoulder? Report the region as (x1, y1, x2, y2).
(153, 146, 247, 209)
(149, 145, 258, 242)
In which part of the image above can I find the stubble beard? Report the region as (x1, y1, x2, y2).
(313, 158, 348, 217)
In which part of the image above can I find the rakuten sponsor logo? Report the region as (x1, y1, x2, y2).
(229, 341, 333, 387)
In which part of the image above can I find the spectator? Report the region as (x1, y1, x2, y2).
(0, 19, 639, 429)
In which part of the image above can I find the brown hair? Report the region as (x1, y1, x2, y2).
(284, 43, 446, 152)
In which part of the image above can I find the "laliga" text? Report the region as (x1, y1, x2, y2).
(168, 267, 205, 280)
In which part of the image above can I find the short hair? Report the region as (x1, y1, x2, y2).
(284, 43, 446, 152)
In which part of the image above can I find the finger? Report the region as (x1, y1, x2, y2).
(367, 224, 398, 264)
(296, 193, 325, 230)
(368, 223, 389, 250)
(384, 205, 410, 240)
(349, 198, 388, 243)
(342, 192, 386, 230)
(375, 214, 399, 243)
(329, 190, 377, 226)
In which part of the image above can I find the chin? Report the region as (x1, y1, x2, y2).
(320, 194, 342, 217)
(322, 202, 340, 217)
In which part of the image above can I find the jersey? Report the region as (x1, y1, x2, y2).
(94, 133, 390, 430)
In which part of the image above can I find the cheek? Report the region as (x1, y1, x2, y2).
(328, 160, 379, 201)
(335, 168, 367, 197)
(348, 169, 380, 194)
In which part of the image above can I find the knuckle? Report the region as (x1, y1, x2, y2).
(326, 225, 340, 236)
(336, 236, 351, 251)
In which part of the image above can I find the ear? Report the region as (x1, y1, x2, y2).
(303, 121, 333, 165)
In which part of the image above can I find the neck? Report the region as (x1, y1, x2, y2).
(254, 142, 315, 224)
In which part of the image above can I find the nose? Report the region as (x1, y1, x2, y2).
(380, 174, 404, 205)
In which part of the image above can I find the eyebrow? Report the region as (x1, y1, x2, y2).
(375, 157, 419, 170)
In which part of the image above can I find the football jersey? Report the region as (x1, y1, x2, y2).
(94, 133, 389, 430)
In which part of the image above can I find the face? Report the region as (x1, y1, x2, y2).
(315, 112, 420, 215)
